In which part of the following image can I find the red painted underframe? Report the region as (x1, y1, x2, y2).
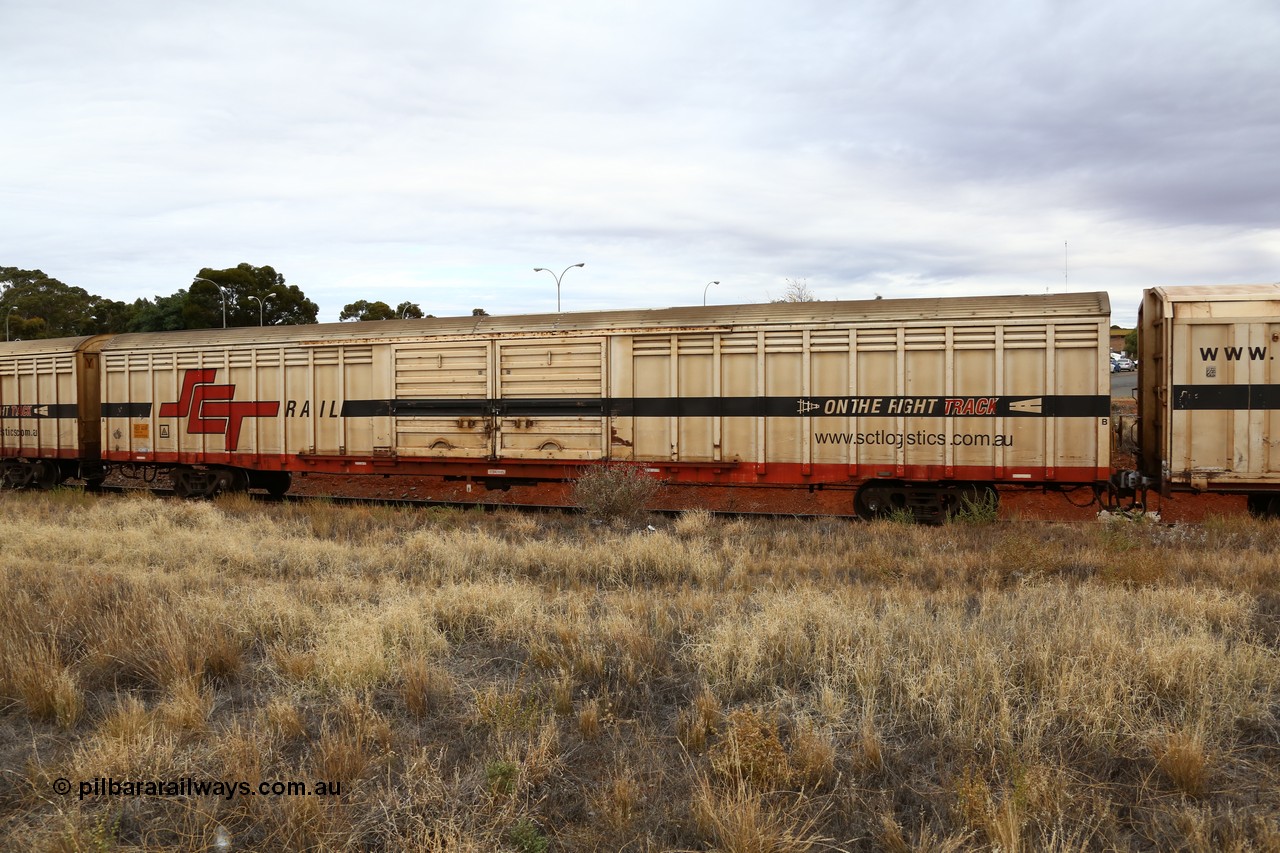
(102, 450, 1110, 488)
(0, 448, 82, 460)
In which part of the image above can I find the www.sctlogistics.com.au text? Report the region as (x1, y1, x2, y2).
(813, 430, 1015, 448)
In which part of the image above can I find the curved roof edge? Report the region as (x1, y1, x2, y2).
(0, 334, 111, 356)
(1149, 284, 1280, 302)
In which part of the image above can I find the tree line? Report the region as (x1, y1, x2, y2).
(337, 302, 488, 321)
(3, 261, 816, 341)
(0, 264, 464, 340)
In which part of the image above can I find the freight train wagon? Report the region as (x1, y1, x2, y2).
(1136, 284, 1280, 514)
(81, 291, 1110, 518)
(0, 335, 106, 488)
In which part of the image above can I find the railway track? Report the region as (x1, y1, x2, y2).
(88, 482, 574, 514)
(36, 480, 1152, 525)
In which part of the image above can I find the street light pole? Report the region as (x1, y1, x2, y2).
(248, 294, 275, 326)
(533, 263, 585, 313)
(193, 276, 227, 328)
(703, 280, 720, 306)
(5, 306, 17, 341)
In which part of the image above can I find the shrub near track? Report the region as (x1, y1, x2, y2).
(0, 490, 1276, 851)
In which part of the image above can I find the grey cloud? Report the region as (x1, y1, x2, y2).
(1, 0, 1277, 323)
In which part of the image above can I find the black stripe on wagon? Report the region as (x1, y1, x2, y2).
(341, 395, 1110, 419)
(0, 403, 79, 418)
(617, 395, 1109, 418)
(340, 399, 607, 417)
(101, 403, 154, 418)
(1173, 385, 1280, 410)
(340, 399, 482, 417)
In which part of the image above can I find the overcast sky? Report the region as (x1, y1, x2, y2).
(2, 0, 1277, 323)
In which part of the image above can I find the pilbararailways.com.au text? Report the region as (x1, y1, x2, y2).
(59, 776, 343, 801)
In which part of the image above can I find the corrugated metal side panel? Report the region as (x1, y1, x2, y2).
(498, 339, 603, 398)
(0, 344, 83, 458)
(496, 338, 606, 460)
(632, 334, 675, 461)
(105, 343, 372, 461)
(620, 309, 1108, 478)
(88, 292, 1110, 481)
(1138, 290, 1166, 477)
(1154, 287, 1280, 488)
(104, 350, 170, 461)
(392, 342, 491, 458)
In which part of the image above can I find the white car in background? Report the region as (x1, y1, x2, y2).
(1110, 353, 1135, 372)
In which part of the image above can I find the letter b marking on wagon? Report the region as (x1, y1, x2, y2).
(158, 368, 280, 451)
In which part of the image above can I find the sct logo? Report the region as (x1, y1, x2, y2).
(158, 369, 280, 451)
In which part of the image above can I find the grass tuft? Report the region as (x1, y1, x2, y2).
(570, 463, 661, 527)
(1157, 728, 1212, 799)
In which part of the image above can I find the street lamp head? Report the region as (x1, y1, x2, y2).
(192, 277, 228, 328)
(533, 264, 585, 312)
(248, 293, 276, 326)
(703, 280, 720, 306)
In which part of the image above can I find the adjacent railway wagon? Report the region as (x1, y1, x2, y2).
(0, 335, 106, 488)
(1137, 284, 1280, 514)
(1, 291, 1115, 518)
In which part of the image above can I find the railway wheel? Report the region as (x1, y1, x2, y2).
(265, 473, 291, 497)
(0, 461, 29, 489)
(854, 482, 903, 519)
(203, 468, 248, 498)
(856, 481, 945, 520)
(1, 459, 60, 490)
(79, 463, 107, 491)
(1246, 495, 1280, 518)
(173, 467, 249, 498)
(172, 467, 198, 499)
(855, 481, 998, 524)
(32, 460, 63, 490)
(250, 470, 292, 497)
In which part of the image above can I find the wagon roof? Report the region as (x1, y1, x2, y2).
(0, 334, 109, 357)
(90, 291, 1109, 351)
(1148, 283, 1280, 303)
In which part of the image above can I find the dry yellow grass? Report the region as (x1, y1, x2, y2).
(0, 488, 1277, 851)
